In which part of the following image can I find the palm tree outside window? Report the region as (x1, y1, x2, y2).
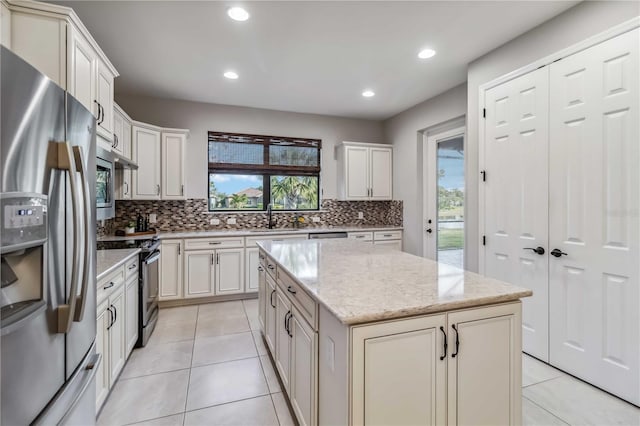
(208, 132, 321, 211)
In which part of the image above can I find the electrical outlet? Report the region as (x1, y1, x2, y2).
(227, 218, 237, 225)
(149, 213, 157, 223)
(210, 218, 220, 225)
(358, 212, 364, 219)
(311, 216, 321, 223)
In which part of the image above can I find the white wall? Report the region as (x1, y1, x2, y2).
(465, 0, 639, 272)
(116, 94, 385, 199)
(382, 84, 467, 257)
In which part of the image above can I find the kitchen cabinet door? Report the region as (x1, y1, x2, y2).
(96, 60, 114, 140)
(290, 306, 317, 426)
(257, 260, 266, 331)
(275, 287, 292, 393)
(132, 124, 161, 200)
(344, 146, 369, 200)
(265, 275, 277, 354)
(351, 314, 447, 425)
(115, 169, 132, 200)
(446, 304, 521, 426)
(184, 250, 216, 298)
(159, 240, 183, 300)
(161, 131, 187, 200)
(246, 247, 260, 293)
(95, 300, 110, 412)
(125, 275, 138, 356)
(112, 108, 124, 156)
(369, 147, 392, 200)
(216, 248, 244, 295)
(68, 28, 96, 118)
(108, 285, 126, 385)
(373, 240, 402, 251)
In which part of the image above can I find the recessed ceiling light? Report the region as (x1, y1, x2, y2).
(227, 7, 249, 21)
(224, 71, 239, 80)
(418, 48, 436, 59)
(362, 90, 375, 98)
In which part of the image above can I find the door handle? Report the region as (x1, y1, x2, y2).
(426, 228, 432, 234)
(287, 286, 297, 295)
(270, 289, 276, 308)
(258, 266, 264, 272)
(93, 100, 101, 123)
(284, 311, 291, 335)
(72, 145, 92, 322)
(451, 324, 460, 358)
(112, 305, 117, 327)
(124, 181, 129, 195)
(550, 248, 568, 258)
(106, 307, 114, 330)
(439, 326, 448, 361)
(157, 184, 160, 195)
(524, 246, 545, 255)
(99, 104, 104, 125)
(103, 281, 115, 290)
(50, 142, 81, 333)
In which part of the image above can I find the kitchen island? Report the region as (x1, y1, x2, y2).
(257, 239, 532, 426)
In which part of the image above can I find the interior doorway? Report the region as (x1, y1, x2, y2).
(423, 126, 465, 268)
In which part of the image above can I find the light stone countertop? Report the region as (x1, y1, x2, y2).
(98, 225, 403, 241)
(97, 249, 141, 281)
(257, 239, 533, 325)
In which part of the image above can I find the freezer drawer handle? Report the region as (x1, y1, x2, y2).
(50, 142, 82, 333)
(72, 145, 92, 322)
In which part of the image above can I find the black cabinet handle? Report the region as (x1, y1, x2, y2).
(286, 311, 293, 338)
(287, 286, 297, 295)
(99, 104, 104, 125)
(524, 247, 545, 255)
(284, 311, 291, 334)
(106, 307, 113, 330)
(270, 290, 276, 308)
(94, 100, 102, 123)
(426, 228, 432, 234)
(258, 266, 264, 272)
(267, 264, 275, 270)
(451, 324, 460, 358)
(103, 281, 115, 290)
(112, 304, 117, 326)
(550, 248, 568, 258)
(439, 326, 447, 361)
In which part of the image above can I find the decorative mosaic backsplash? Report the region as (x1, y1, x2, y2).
(97, 199, 402, 236)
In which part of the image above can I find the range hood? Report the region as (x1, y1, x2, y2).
(112, 151, 138, 170)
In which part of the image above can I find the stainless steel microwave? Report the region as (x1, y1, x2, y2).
(96, 146, 115, 220)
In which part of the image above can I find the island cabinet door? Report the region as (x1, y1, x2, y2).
(275, 287, 292, 393)
(246, 247, 260, 293)
(446, 303, 522, 426)
(290, 306, 317, 426)
(351, 314, 447, 425)
(265, 276, 277, 354)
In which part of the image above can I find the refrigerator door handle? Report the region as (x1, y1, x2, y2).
(72, 145, 92, 322)
(51, 141, 82, 333)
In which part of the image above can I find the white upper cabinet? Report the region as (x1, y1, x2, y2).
(5, 1, 118, 138)
(337, 142, 393, 201)
(161, 130, 188, 200)
(132, 122, 162, 200)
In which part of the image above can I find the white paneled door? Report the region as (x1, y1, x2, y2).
(483, 67, 550, 361)
(548, 28, 639, 405)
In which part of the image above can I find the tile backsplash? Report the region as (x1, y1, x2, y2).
(97, 199, 402, 237)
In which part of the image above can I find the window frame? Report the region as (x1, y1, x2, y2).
(208, 131, 321, 212)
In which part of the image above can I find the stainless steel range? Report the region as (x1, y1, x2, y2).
(98, 238, 159, 347)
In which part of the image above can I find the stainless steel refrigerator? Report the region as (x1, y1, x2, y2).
(1, 46, 98, 425)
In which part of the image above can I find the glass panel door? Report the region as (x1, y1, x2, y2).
(436, 136, 464, 268)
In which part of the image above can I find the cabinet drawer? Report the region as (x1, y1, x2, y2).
(374, 230, 402, 241)
(124, 256, 139, 280)
(97, 267, 125, 305)
(184, 236, 244, 250)
(246, 233, 308, 248)
(277, 267, 317, 330)
(348, 232, 373, 242)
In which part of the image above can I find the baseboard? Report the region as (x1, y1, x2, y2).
(158, 292, 258, 308)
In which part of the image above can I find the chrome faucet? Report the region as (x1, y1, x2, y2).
(267, 204, 275, 229)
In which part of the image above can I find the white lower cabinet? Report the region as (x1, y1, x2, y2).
(245, 247, 260, 293)
(289, 305, 317, 426)
(275, 286, 292, 391)
(108, 285, 126, 385)
(184, 250, 216, 298)
(95, 299, 111, 411)
(125, 275, 139, 355)
(265, 275, 277, 354)
(159, 239, 183, 301)
(257, 262, 266, 330)
(373, 239, 402, 251)
(216, 248, 244, 295)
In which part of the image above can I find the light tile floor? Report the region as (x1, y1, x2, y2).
(99, 299, 640, 426)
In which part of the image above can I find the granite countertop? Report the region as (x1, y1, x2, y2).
(97, 249, 141, 280)
(98, 225, 403, 241)
(257, 239, 532, 325)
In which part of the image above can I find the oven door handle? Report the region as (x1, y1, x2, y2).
(144, 250, 161, 265)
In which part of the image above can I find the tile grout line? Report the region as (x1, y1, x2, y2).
(182, 392, 273, 418)
(522, 374, 566, 389)
(522, 395, 571, 425)
(269, 393, 284, 426)
(182, 305, 200, 426)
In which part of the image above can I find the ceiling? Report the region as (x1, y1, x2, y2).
(52, 1, 578, 120)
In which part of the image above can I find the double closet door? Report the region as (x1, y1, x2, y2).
(483, 28, 639, 406)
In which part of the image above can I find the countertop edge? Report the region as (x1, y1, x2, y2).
(96, 248, 141, 281)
